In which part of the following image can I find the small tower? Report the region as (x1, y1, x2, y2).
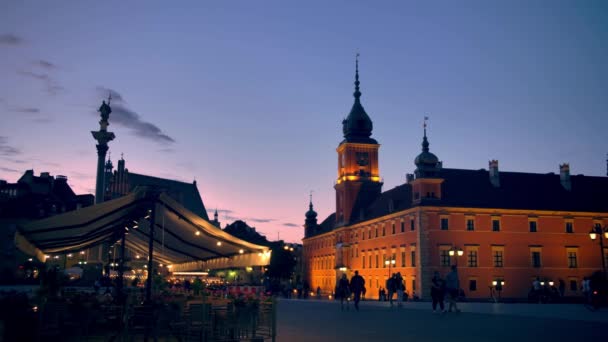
(414, 117, 441, 179)
(211, 208, 221, 228)
(304, 192, 318, 238)
(334, 54, 382, 225)
(103, 153, 114, 200)
(411, 118, 444, 203)
(91, 96, 115, 204)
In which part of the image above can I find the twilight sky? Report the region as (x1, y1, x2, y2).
(1, 1, 607, 243)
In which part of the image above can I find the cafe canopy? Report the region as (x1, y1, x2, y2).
(15, 187, 271, 270)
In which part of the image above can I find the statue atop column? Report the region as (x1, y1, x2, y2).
(92, 93, 116, 204)
(98, 94, 113, 131)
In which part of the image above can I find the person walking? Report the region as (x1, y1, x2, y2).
(445, 265, 461, 313)
(337, 273, 351, 311)
(431, 271, 446, 313)
(350, 270, 365, 311)
(395, 272, 405, 308)
(386, 274, 397, 307)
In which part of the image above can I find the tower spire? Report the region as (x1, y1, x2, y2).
(309, 190, 314, 210)
(422, 116, 430, 152)
(354, 52, 361, 100)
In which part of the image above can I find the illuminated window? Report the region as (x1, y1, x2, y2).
(467, 250, 478, 267)
(440, 218, 449, 230)
(383, 254, 387, 268)
(565, 222, 573, 233)
(566, 248, 578, 268)
(493, 250, 504, 268)
(440, 249, 451, 267)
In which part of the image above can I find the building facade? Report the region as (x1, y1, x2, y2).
(302, 63, 608, 300)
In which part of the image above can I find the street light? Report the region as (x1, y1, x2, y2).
(449, 247, 464, 266)
(384, 259, 396, 278)
(589, 225, 608, 275)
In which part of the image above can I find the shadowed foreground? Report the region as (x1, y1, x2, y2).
(276, 300, 606, 342)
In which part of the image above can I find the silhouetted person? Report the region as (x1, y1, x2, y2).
(445, 265, 460, 312)
(316, 286, 321, 298)
(337, 274, 350, 311)
(431, 271, 445, 313)
(386, 273, 397, 307)
(350, 270, 365, 311)
(395, 272, 404, 308)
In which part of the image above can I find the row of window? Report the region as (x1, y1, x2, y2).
(362, 250, 416, 269)
(360, 219, 416, 240)
(440, 217, 583, 233)
(438, 247, 590, 269)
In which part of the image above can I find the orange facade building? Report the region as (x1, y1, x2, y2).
(302, 62, 608, 300)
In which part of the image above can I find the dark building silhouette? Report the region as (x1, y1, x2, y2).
(104, 156, 209, 220)
(0, 170, 94, 282)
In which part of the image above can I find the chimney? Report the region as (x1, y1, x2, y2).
(560, 163, 571, 191)
(489, 160, 500, 187)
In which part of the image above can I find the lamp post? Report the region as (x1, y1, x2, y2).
(384, 259, 395, 279)
(589, 225, 608, 276)
(449, 247, 464, 266)
(491, 280, 504, 301)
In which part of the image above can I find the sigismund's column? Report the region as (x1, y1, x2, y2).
(92, 98, 115, 204)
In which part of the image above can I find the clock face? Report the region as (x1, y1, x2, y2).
(356, 152, 369, 166)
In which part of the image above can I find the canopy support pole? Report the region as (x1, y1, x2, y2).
(117, 227, 126, 304)
(145, 203, 156, 302)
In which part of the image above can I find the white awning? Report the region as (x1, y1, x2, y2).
(17, 187, 270, 268)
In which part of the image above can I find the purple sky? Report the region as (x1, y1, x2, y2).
(1, 1, 607, 243)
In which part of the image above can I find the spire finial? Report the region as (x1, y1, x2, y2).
(422, 116, 430, 152)
(354, 52, 361, 100)
(309, 190, 314, 210)
(107, 92, 112, 106)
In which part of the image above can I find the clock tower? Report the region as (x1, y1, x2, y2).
(334, 56, 382, 225)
